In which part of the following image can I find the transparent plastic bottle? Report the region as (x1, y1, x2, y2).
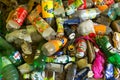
(6, 5, 28, 31)
(72, 8, 101, 21)
(1, 55, 19, 80)
(41, 37, 67, 56)
(33, 16, 56, 40)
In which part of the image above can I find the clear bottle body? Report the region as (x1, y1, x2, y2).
(72, 8, 101, 20)
(42, 42, 56, 56)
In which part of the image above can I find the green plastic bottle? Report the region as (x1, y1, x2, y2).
(33, 52, 47, 72)
(0, 54, 19, 80)
(0, 54, 2, 80)
(0, 11, 2, 34)
(0, 36, 23, 66)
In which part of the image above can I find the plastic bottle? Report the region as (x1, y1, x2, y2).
(78, 0, 93, 10)
(41, 37, 67, 56)
(0, 36, 23, 66)
(28, 4, 41, 23)
(6, 5, 28, 31)
(46, 63, 64, 73)
(42, 0, 54, 26)
(72, 8, 101, 21)
(1, 55, 19, 80)
(65, 0, 83, 15)
(33, 52, 47, 72)
(56, 17, 64, 37)
(54, 0, 65, 17)
(66, 64, 77, 80)
(33, 16, 56, 40)
(45, 55, 75, 64)
(5, 29, 32, 43)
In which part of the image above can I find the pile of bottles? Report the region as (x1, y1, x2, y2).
(1, 0, 120, 80)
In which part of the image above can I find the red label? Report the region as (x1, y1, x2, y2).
(104, 0, 114, 6)
(78, 0, 86, 10)
(12, 7, 28, 26)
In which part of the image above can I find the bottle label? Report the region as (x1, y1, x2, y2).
(13, 51, 21, 60)
(66, 0, 83, 15)
(56, 18, 64, 36)
(76, 39, 87, 52)
(78, 0, 87, 9)
(28, 5, 41, 23)
(42, 0, 54, 18)
(12, 6, 28, 26)
(33, 17, 49, 34)
(50, 37, 67, 52)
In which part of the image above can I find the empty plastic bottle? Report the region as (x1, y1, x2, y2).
(0, 36, 23, 66)
(41, 37, 67, 56)
(33, 16, 56, 40)
(1, 55, 19, 80)
(72, 8, 101, 21)
(6, 5, 28, 31)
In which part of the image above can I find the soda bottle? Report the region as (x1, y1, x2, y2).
(41, 37, 67, 56)
(54, 0, 65, 17)
(6, 5, 28, 31)
(0, 36, 23, 66)
(56, 17, 64, 37)
(33, 52, 47, 72)
(1, 55, 19, 80)
(42, 0, 54, 26)
(46, 55, 75, 64)
(33, 16, 56, 40)
(65, 0, 83, 15)
(5, 29, 32, 43)
(78, 0, 93, 10)
(28, 4, 41, 23)
(72, 8, 101, 21)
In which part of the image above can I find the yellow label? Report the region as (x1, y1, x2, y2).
(56, 18, 64, 33)
(42, 0, 54, 18)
